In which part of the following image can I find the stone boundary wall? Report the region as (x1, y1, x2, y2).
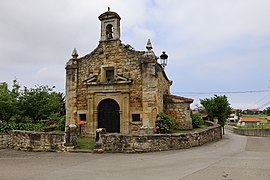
(8, 130, 66, 152)
(0, 134, 9, 149)
(234, 127, 270, 137)
(97, 123, 222, 153)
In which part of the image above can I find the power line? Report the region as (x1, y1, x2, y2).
(172, 90, 270, 95)
(258, 100, 270, 109)
(245, 93, 270, 109)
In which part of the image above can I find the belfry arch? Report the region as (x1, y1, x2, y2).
(106, 24, 113, 39)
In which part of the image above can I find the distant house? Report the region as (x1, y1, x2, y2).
(237, 118, 260, 127)
(267, 116, 270, 124)
(228, 113, 239, 122)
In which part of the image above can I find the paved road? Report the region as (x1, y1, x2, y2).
(1, 129, 270, 180)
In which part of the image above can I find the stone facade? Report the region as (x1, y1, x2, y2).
(65, 9, 193, 136)
(95, 122, 222, 153)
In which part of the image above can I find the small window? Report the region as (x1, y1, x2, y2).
(79, 114, 86, 121)
(132, 114, 141, 122)
(106, 69, 114, 82)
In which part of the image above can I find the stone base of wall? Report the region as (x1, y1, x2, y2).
(8, 130, 66, 152)
(96, 123, 222, 153)
(234, 127, 270, 137)
(0, 134, 9, 149)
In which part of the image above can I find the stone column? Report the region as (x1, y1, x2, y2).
(122, 92, 130, 133)
(64, 124, 77, 147)
(88, 93, 95, 136)
(65, 59, 78, 126)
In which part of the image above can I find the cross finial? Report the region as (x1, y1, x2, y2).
(71, 48, 78, 59)
(146, 39, 153, 51)
(108, 7, 110, 11)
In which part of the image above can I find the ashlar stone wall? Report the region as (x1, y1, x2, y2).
(163, 95, 193, 130)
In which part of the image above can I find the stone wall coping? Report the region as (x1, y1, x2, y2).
(103, 124, 220, 138)
(232, 126, 270, 130)
(10, 130, 65, 135)
(0, 133, 8, 135)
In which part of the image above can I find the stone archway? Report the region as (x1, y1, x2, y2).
(98, 98, 120, 133)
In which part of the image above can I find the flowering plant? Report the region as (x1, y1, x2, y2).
(153, 112, 175, 134)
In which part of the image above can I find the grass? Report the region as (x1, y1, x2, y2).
(76, 136, 96, 150)
(237, 124, 270, 129)
(172, 125, 208, 134)
(242, 115, 267, 119)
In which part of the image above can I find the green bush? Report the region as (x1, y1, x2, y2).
(191, 114, 203, 128)
(56, 117, 66, 131)
(154, 112, 175, 134)
(0, 122, 45, 133)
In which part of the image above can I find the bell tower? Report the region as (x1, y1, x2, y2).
(98, 7, 121, 41)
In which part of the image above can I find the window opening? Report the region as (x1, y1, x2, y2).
(132, 114, 141, 122)
(106, 69, 114, 82)
(79, 114, 86, 121)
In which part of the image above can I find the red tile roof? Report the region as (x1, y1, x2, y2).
(267, 116, 270, 121)
(240, 118, 260, 122)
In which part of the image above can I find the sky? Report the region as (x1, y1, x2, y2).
(1, 0, 270, 110)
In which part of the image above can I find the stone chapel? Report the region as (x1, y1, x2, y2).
(65, 8, 193, 136)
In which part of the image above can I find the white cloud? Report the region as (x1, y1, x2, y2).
(0, 0, 270, 109)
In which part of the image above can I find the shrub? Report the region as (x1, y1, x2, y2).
(153, 112, 175, 134)
(0, 122, 45, 133)
(191, 114, 203, 128)
(56, 117, 66, 131)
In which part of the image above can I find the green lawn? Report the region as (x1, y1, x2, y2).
(76, 136, 96, 150)
(242, 115, 267, 119)
(237, 124, 270, 129)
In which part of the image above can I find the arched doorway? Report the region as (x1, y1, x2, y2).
(98, 99, 120, 133)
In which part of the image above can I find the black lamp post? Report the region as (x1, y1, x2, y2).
(160, 51, 168, 69)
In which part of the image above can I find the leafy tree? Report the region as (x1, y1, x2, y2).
(263, 107, 270, 116)
(200, 95, 231, 134)
(0, 80, 20, 122)
(19, 85, 65, 123)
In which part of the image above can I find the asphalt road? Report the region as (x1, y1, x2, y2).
(1, 129, 270, 180)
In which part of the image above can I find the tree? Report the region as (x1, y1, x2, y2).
(19, 85, 65, 123)
(263, 107, 270, 116)
(0, 81, 20, 122)
(200, 95, 231, 134)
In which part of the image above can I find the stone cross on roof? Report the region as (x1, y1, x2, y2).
(71, 48, 78, 59)
(146, 39, 153, 51)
